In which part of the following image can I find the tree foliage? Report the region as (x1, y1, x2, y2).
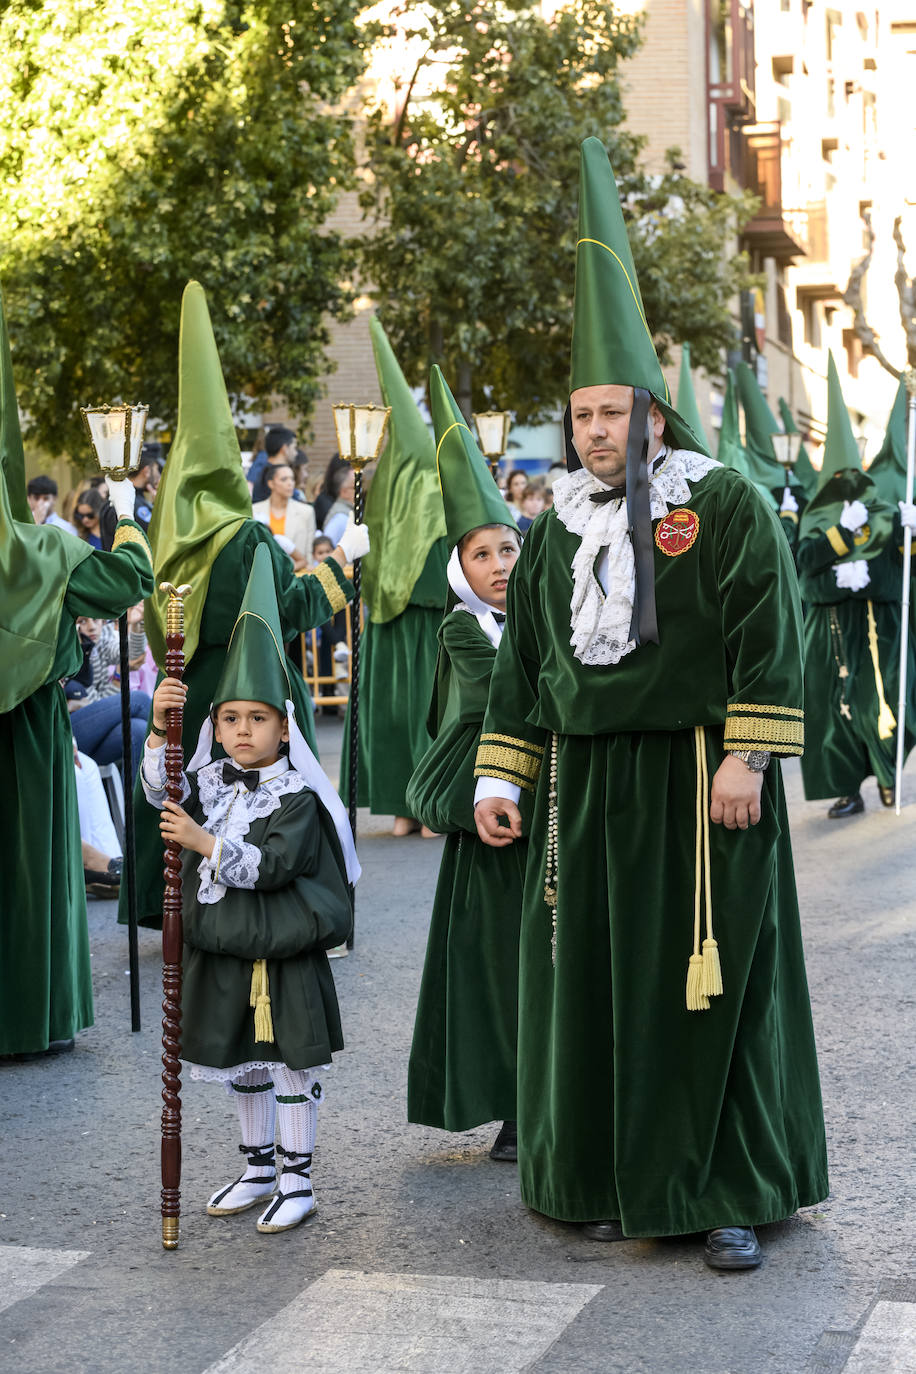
(359, 0, 758, 419)
(0, 0, 366, 456)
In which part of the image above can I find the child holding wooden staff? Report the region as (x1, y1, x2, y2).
(141, 544, 359, 1233)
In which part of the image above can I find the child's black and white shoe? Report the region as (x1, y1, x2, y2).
(256, 1147, 318, 1233)
(207, 1144, 277, 1216)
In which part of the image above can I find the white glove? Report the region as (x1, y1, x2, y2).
(839, 499, 868, 533)
(833, 559, 871, 592)
(899, 501, 916, 531)
(337, 515, 370, 562)
(108, 478, 136, 522)
(780, 487, 799, 514)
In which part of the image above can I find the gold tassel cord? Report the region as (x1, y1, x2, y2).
(249, 959, 275, 1044)
(698, 730, 723, 998)
(866, 600, 897, 740)
(686, 727, 710, 1011)
(686, 727, 724, 1010)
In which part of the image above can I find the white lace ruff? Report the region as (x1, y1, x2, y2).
(551, 449, 719, 666)
(187, 1058, 329, 1099)
(196, 760, 305, 905)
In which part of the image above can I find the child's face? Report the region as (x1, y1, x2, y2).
(214, 701, 289, 770)
(522, 491, 543, 517)
(459, 526, 521, 612)
(312, 539, 333, 563)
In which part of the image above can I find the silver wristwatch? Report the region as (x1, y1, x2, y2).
(732, 749, 771, 772)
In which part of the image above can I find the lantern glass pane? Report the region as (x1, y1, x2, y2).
(86, 409, 128, 472)
(128, 406, 149, 470)
(771, 433, 791, 466)
(332, 405, 355, 462)
(353, 406, 389, 460)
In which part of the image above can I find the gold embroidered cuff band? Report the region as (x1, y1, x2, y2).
(474, 733, 544, 793)
(725, 703, 804, 755)
(113, 520, 152, 564)
(314, 560, 349, 615)
(826, 525, 851, 557)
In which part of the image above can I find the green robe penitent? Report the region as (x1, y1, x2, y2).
(405, 608, 526, 1131)
(123, 521, 354, 929)
(474, 457, 828, 1235)
(0, 524, 153, 1055)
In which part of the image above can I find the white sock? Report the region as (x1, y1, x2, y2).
(232, 1067, 277, 1179)
(256, 1066, 318, 1230)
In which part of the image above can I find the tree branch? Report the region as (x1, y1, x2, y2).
(843, 212, 902, 379)
(893, 215, 916, 370)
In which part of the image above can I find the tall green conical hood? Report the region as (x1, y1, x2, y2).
(212, 543, 290, 712)
(0, 282, 93, 712)
(361, 318, 447, 624)
(776, 396, 817, 498)
(429, 366, 517, 549)
(717, 370, 750, 477)
(867, 378, 909, 505)
(735, 363, 786, 491)
(676, 344, 709, 452)
(570, 138, 708, 456)
(146, 281, 251, 666)
(817, 351, 863, 491)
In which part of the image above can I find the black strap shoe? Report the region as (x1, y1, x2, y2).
(704, 1226, 761, 1270)
(580, 1219, 625, 1242)
(827, 792, 864, 819)
(877, 783, 895, 807)
(490, 1121, 517, 1162)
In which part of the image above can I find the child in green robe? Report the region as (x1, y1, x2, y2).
(405, 366, 525, 1160)
(140, 546, 359, 1233)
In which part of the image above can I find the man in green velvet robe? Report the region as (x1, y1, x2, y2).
(121, 282, 366, 929)
(799, 353, 916, 816)
(473, 140, 828, 1270)
(0, 287, 154, 1057)
(406, 366, 524, 1160)
(340, 318, 448, 833)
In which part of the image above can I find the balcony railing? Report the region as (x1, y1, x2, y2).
(736, 123, 808, 262)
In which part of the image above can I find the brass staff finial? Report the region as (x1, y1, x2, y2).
(160, 582, 192, 636)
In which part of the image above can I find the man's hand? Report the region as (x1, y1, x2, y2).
(709, 755, 763, 831)
(474, 796, 522, 847)
(159, 800, 215, 858)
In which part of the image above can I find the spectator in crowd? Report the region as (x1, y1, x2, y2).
(504, 468, 528, 518)
(516, 483, 546, 535)
(66, 607, 151, 776)
(312, 453, 350, 530)
(73, 488, 106, 548)
(250, 426, 298, 502)
(127, 452, 158, 530)
(323, 465, 355, 547)
(252, 460, 315, 571)
(309, 534, 348, 704)
(27, 475, 77, 534)
(293, 450, 311, 502)
(73, 743, 123, 894)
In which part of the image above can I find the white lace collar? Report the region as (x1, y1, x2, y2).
(551, 448, 719, 666)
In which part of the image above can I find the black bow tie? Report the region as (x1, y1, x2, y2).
(589, 486, 625, 504)
(223, 762, 260, 792)
(491, 612, 506, 625)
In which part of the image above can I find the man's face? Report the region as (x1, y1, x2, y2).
(570, 385, 665, 485)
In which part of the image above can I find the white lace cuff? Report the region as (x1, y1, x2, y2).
(474, 776, 522, 806)
(211, 837, 262, 890)
(140, 740, 190, 809)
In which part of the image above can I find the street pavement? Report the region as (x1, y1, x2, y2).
(1, 716, 915, 1373)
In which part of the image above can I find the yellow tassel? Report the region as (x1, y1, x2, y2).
(700, 938, 723, 997)
(250, 959, 275, 1044)
(867, 600, 897, 740)
(686, 954, 710, 1012)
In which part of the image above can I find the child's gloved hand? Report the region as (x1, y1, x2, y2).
(337, 515, 370, 563)
(159, 799, 214, 858)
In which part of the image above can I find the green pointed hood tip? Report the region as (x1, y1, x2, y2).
(569, 138, 709, 457)
(816, 350, 864, 493)
(429, 365, 517, 550)
(676, 342, 710, 452)
(212, 543, 291, 714)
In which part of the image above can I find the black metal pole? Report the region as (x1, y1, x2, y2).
(346, 468, 364, 951)
(118, 614, 141, 1031)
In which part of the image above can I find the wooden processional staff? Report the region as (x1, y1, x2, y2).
(159, 581, 192, 1250)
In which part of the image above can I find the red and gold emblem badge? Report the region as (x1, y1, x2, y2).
(655, 507, 700, 557)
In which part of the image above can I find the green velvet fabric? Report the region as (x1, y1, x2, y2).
(569, 139, 707, 456)
(360, 319, 447, 623)
(816, 351, 865, 492)
(145, 282, 251, 668)
(676, 343, 710, 453)
(340, 543, 447, 816)
(212, 543, 290, 713)
(178, 783, 349, 1070)
(798, 528, 915, 798)
(867, 379, 910, 507)
(429, 367, 516, 550)
(800, 472, 893, 558)
(735, 363, 807, 515)
(717, 370, 752, 478)
(405, 610, 525, 1130)
(777, 397, 818, 499)
(478, 466, 827, 1232)
(123, 522, 353, 928)
(0, 538, 154, 1054)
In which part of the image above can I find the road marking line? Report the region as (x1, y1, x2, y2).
(205, 1268, 603, 1373)
(844, 1301, 916, 1374)
(0, 1244, 90, 1316)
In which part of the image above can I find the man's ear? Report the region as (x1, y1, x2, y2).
(649, 402, 666, 439)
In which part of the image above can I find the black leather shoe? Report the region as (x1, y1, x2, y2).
(580, 1219, 625, 1242)
(85, 858, 122, 896)
(827, 792, 864, 819)
(489, 1121, 517, 1162)
(704, 1226, 761, 1270)
(878, 783, 895, 807)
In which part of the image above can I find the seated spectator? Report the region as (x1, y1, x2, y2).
(27, 475, 77, 534)
(66, 608, 151, 777)
(73, 745, 123, 895)
(73, 487, 106, 548)
(252, 460, 315, 571)
(517, 483, 546, 535)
